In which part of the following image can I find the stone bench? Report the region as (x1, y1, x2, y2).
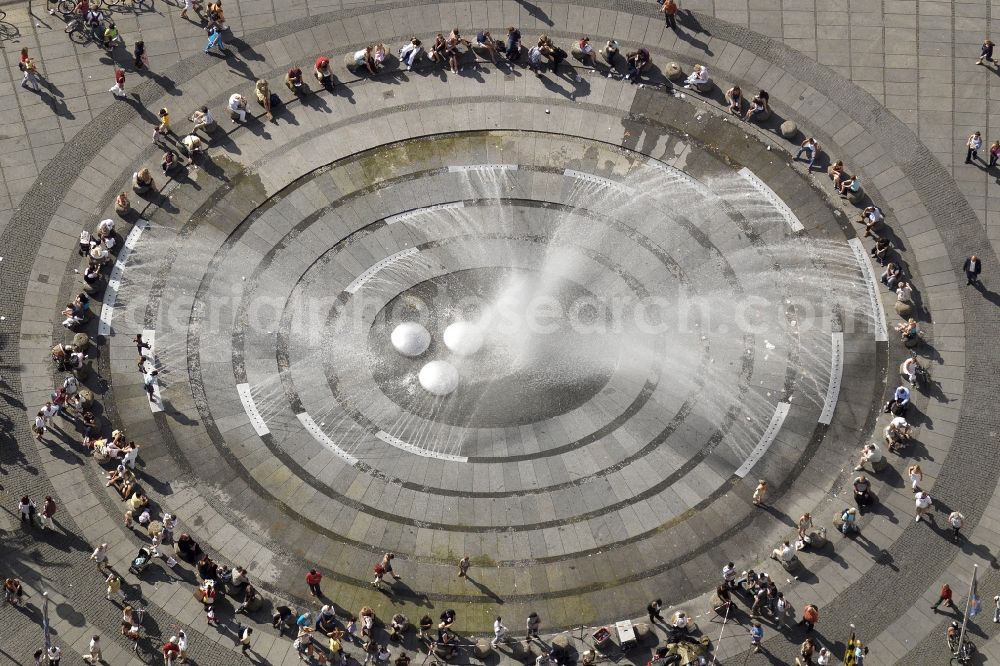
(664, 62, 683, 81)
(780, 120, 798, 139)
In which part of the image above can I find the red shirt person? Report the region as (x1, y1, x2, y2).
(306, 569, 323, 597)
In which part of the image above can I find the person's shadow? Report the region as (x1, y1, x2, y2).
(514, 0, 554, 26)
(972, 280, 1000, 307)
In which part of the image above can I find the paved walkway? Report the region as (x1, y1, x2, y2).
(0, 1, 999, 665)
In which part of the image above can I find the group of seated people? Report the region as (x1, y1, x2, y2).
(725, 87, 771, 123)
(51, 343, 87, 372)
(60, 292, 91, 330)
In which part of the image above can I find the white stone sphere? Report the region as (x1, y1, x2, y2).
(391, 322, 431, 357)
(419, 360, 459, 396)
(443, 321, 484, 356)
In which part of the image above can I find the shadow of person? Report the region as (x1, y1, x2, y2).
(467, 576, 504, 603)
(675, 12, 713, 54)
(514, 0, 554, 26)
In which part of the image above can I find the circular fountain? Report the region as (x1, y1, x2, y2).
(418, 360, 460, 396)
(391, 322, 431, 357)
(443, 321, 484, 357)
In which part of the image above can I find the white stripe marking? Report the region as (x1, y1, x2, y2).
(345, 247, 419, 294)
(140, 328, 163, 413)
(236, 383, 270, 436)
(737, 167, 805, 232)
(376, 430, 468, 462)
(385, 202, 464, 225)
(297, 412, 359, 465)
(735, 402, 791, 478)
(847, 238, 889, 342)
(98, 218, 148, 337)
(448, 164, 518, 172)
(818, 332, 843, 425)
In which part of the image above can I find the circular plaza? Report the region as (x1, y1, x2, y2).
(0, 0, 998, 664)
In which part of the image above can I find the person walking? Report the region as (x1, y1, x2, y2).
(795, 137, 820, 170)
(526, 612, 541, 640)
(750, 621, 763, 653)
(90, 542, 110, 572)
(162, 637, 181, 665)
(458, 555, 470, 579)
(105, 573, 124, 602)
(647, 598, 665, 623)
(659, 0, 679, 29)
(798, 603, 819, 632)
(19, 496, 37, 526)
(153, 108, 171, 143)
(993, 595, 1000, 623)
(966, 131, 983, 163)
(752, 479, 767, 506)
(19, 48, 41, 92)
(47, 646, 62, 666)
(908, 464, 923, 491)
(915, 491, 933, 522)
(236, 624, 253, 653)
(491, 617, 508, 647)
(932, 583, 956, 611)
(109, 67, 125, 97)
(205, 24, 225, 53)
(963, 255, 982, 285)
(33, 411, 46, 440)
(380, 552, 401, 581)
(948, 511, 966, 540)
(177, 629, 189, 663)
(306, 569, 323, 597)
(977, 39, 996, 65)
(83, 635, 103, 663)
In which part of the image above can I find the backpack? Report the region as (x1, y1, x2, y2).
(373, 563, 385, 575)
(18, 61, 25, 71)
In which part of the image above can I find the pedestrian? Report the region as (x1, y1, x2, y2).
(206, 604, 216, 625)
(963, 255, 982, 285)
(105, 572, 124, 602)
(948, 511, 965, 540)
(776, 593, 794, 628)
(526, 612, 541, 640)
(795, 137, 820, 170)
(915, 491, 933, 522)
(91, 542, 110, 571)
(236, 624, 253, 653)
(205, 25, 225, 53)
(722, 561, 737, 588)
(179, 0, 198, 19)
(177, 629, 189, 662)
(977, 39, 996, 65)
(144, 370, 158, 401)
(19, 48, 41, 92)
(109, 67, 125, 97)
(797, 513, 813, 540)
(47, 646, 62, 666)
(33, 410, 46, 440)
(647, 598, 664, 623)
(162, 637, 181, 665)
(907, 464, 923, 491)
(306, 568, 323, 597)
(798, 603, 819, 632)
(83, 635, 103, 663)
(153, 108, 171, 143)
(458, 555, 470, 578)
(491, 616, 507, 647)
(966, 131, 983, 163)
(932, 583, 956, 610)
(19, 495, 36, 525)
(750, 621, 763, 652)
(993, 595, 1000, 623)
(41, 400, 59, 427)
(134, 333, 151, 355)
(817, 647, 832, 666)
(797, 637, 816, 665)
(990, 141, 1000, 168)
(752, 479, 767, 505)
(381, 552, 401, 581)
(660, 0, 678, 29)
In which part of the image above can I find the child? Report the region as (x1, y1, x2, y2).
(750, 622, 763, 653)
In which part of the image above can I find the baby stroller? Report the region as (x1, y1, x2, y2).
(129, 547, 155, 575)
